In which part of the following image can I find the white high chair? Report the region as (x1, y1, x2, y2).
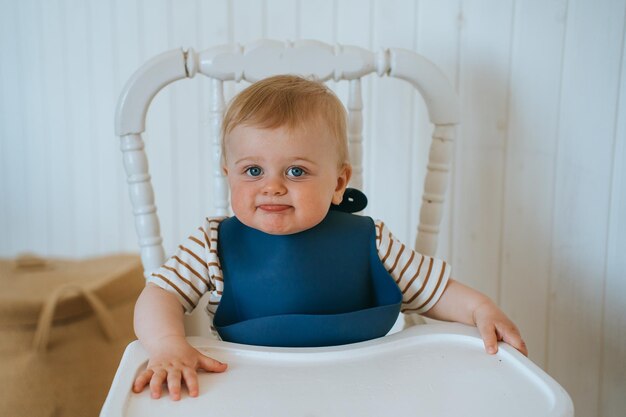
(115, 39, 458, 335)
(102, 40, 573, 417)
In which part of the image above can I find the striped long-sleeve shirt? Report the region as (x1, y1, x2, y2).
(147, 217, 450, 325)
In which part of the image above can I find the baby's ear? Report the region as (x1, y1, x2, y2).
(332, 163, 352, 205)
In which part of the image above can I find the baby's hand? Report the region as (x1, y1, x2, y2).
(133, 335, 228, 400)
(472, 301, 528, 356)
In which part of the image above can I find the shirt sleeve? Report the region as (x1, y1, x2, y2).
(146, 217, 225, 313)
(374, 219, 450, 314)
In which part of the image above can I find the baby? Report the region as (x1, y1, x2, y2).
(132, 75, 527, 401)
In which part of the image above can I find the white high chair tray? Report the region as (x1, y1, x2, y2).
(100, 323, 573, 417)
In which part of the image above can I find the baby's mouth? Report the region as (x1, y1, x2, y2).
(257, 204, 292, 212)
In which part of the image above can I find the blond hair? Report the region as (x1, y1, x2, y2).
(221, 75, 348, 165)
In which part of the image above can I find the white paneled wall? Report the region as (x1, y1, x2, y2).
(1, 1, 625, 415)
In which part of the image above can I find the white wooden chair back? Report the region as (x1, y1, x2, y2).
(115, 40, 459, 332)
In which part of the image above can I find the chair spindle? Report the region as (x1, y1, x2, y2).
(120, 133, 166, 275)
(209, 78, 229, 216)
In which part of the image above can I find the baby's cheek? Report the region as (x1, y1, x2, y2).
(229, 195, 251, 221)
(299, 199, 332, 228)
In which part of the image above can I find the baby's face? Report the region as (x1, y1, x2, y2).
(223, 121, 350, 235)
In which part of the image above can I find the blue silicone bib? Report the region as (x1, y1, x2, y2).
(213, 211, 402, 347)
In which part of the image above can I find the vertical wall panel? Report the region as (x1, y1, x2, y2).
(114, 0, 143, 252)
(0, 4, 9, 255)
(0, 4, 27, 255)
(298, 0, 340, 124)
(296, 0, 336, 100)
(140, 0, 175, 255)
(601, 15, 626, 415)
(198, 0, 230, 222)
(499, 0, 567, 368)
(335, 1, 371, 48)
(406, 2, 426, 250)
(15, 1, 48, 256)
(92, 0, 122, 255)
(266, 0, 298, 39)
(231, 0, 264, 99)
(169, 0, 204, 249)
(298, 0, 335, 43)
(368, 0, 418, 245)
(41, 0, 74, 256)
(413, 1, 462, 261)
(65, 0, 98, 256)
(232, 0, 265, 44)
(454, 1, 514, 300)
(336, 0, 373, 198)
(548, 0, 626, 415)
(198, 0, 231, 50)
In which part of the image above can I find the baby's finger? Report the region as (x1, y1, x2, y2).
(167, 369, 183, 401)
(477, 322, 499, 354)
(499, 325, 528, 356)
(133, 369, 153, 393)
(198, 355, 228, 373)
(182, 368, 200, 397)
(149, 369, 167, 399)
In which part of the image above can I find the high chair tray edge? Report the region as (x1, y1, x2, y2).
(100, 322, 573, 417)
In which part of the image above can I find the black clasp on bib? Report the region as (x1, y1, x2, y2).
(330, 188, 368, 213)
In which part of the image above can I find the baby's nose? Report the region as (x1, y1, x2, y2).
(262, 177, 287, 195)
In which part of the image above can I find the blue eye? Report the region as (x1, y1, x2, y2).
(245, 166, 263, 177)
(287, 166, 305, 177)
